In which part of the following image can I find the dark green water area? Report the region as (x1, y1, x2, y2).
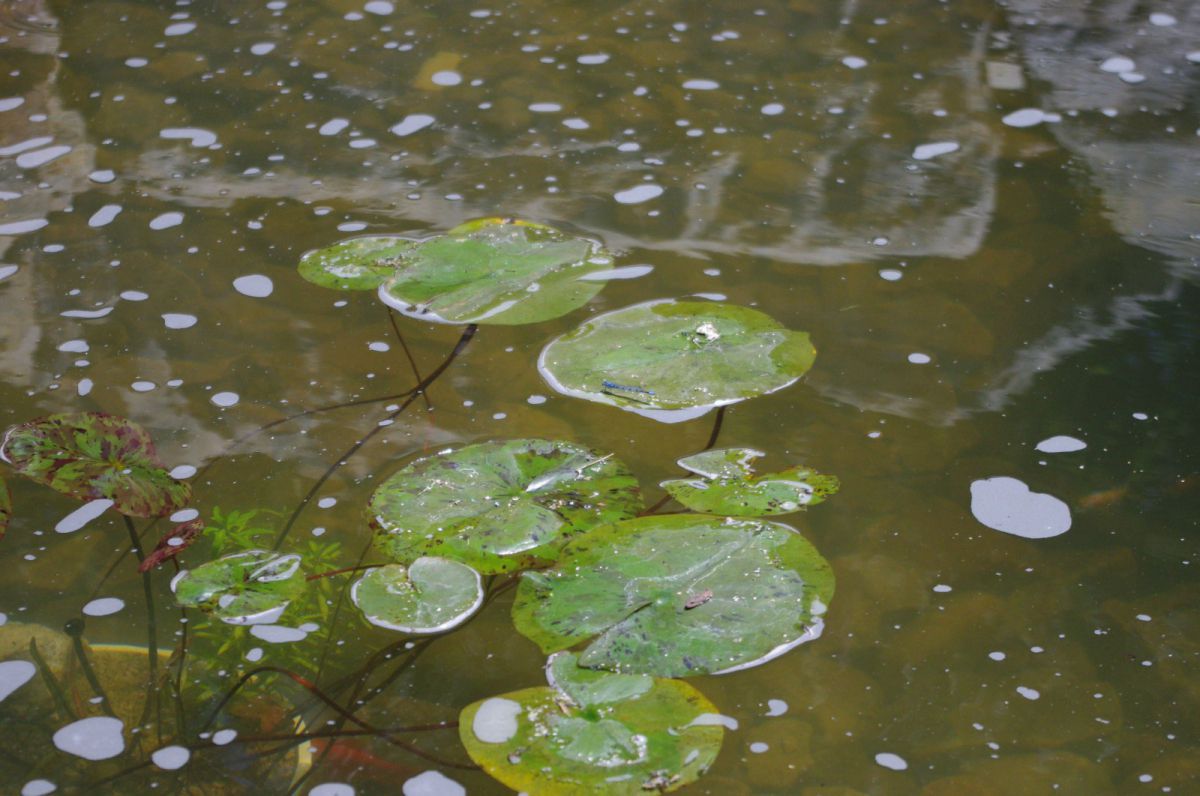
(1, 0, 1197, 793)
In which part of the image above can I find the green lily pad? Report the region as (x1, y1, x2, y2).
(661, 448, 840, 516)
(0, 476, 10, 539)
(369, 439, 642, 574)
(172, 550, 304, 625)
(538, 300, 816, 422)
(460, 652, 723, 794)
(351, 558, 484, 634)
(298, 236, 418, 291)
(512, 514, 834, 677)
(0, 412, 191, 518)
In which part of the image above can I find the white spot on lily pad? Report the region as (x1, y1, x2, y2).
(688, 713, 739, 730)
(472, 697, 522, 743)
(83, 598, 125, 617)
(970, 477, 1071, 539)
(53, 716, 125, 760)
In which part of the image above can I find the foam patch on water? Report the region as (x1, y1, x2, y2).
(1035, 435, 1086, 453)
(53, 717, 125, 760)
(0, 660, 36, 703)
(402, 770, 465, 796)
(970, 476, 1071, 539)
(55, 500, 114, 534)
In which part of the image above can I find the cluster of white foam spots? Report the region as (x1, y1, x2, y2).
(55, 500, 114, 534)
(53, 717, 125, 760)
(83, 597, 125, 617)
(402, 770, 465, 796)
(1099, 55, 1144, 83)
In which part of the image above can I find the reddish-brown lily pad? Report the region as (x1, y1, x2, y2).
(0, 412, 191, 518)
(140, 518, 205, 573)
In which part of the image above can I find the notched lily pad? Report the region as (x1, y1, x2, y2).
(172, 550, 304, 625)
(0, 412, 191, 518)
(512, 514, 834, 677)
(460, 652, 722, 794)
(661, 448, 840, 516)
(538, 300, 816, 423)
(299, 236, 418, 290)
(299, 218, 613, 325)
(369, 439, 642, 574)
(0, 475, 10, 539)
(351, 558, 484, 634)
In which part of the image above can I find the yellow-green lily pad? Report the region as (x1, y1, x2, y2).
(351, 558, 484, 634)
(369, 439, 642, 574)
(0, 412, 191, 518)
(298, 236, 418, 291)
(512, 514, 834, 677)
(538, 300, 816, 422)
(172, 550, 304, 625)
(460, 652, 723, 794)
(661, 448, 840, 516)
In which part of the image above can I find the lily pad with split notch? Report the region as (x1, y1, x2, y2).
(351, 558, 484, 634)
(661, 448, 840, 516)
(172, 550, 304, 625)
(538, 300, 816, 422)
(0, 412, 191, 518)
(459, 652, 722, 794)
(369, 439, 642, 574)
(512, 514, 834, 677)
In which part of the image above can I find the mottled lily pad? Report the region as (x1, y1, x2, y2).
(0, 476, 10, 539)
(300, 218, 613, 325)
(0, 412, 191, 518)
(369, 439, 642, 574)
(172, 550, 304, 625)
(661, 448, 839, 516)
(538, 300, 816, 422)
(512, 515, 834, 677)
(460, 652, 723, 794)
(351, 558, 484, 634)
(299, 236, 418, 291)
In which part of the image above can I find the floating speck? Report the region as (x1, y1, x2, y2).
(250, 42, 276, 56)
(932, 584, 952, 593)
(89, 169, 116, 183)
(529, 102, 563, 112)
(1135, 613, 1151, 622)
(562, 117, 589, 130)
(368, 341, 391, 352)
(120, 290, 149, 301)
(761, 103, 784, 116)
(211, 392, 239, 408)
(875, 752, 907, 771)
(841, 56, 868, 69)
(232, 274, 274, 298)
(149, 212, 184, 231)
(577, 53, 610, 65)
(57, 339, 89, 353)
(164, 21, 196, 36)
(162, 313, 197, 329)
(83, 598, 125, 617)
(1132, 412, 1149, 420)
(988, 651, 1006, 661)
(317, 497, 337, 509)
(907, 352, 932, 364)
(614, 184, 664, 204)
(1149, 12, 1176, 26)
(1118, 71, 1146, 84)
(749, 742, 769, 754)
(493, 412, 507, 420)
(131, 380, 156, 393)
(879, 268, 903, 281)
(682, 78, 719, 90)
(364, 0, 395, 14)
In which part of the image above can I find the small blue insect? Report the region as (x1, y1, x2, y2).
(601, 380, 655, 396)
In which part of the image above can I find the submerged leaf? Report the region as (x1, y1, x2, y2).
(0, 412, 191, 518)
(299, 218, 614, 325)
(538, 300, 816, 422)
(512, 515, 834, 677)
(460, 652, 722, 794)
(369, 439, 642, 574)
(351, 558, 483, 634)
(139, 518, 205, 573)
(0, 475, 9, 539)
(661, 448, 839, 516)
(172, 550, 303, 625)
(298, 236, 418, 291)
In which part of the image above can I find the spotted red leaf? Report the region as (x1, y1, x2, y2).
(140, 518, 205, 573)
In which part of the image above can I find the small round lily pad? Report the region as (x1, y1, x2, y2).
(460, 652, 723, 794)
(661, 448, 840, 516)
(512, 514, 834, 677)
(369, 439, 642, 574)
(298, 236, 418, 291)
(0, 412, 191, 518)
(538, 300, 816, 422)
(172, 550, 304, 625)
(351, 558, 484, 634)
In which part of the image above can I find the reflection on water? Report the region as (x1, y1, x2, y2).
(1, 0, 1198, 792)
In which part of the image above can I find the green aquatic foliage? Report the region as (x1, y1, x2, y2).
(538, 300, 816, 421)
(299, 217, 614, 325)
(369, 438, 643, 574)
(172, 550, 304, 625)
(512, 514, 835, 677)
(351, 558, 484, 634)
(460, 652, 723, 794)
(0, 475, 9, 538)
(661, 448, 840, 516)
(0, 412, 190, 518)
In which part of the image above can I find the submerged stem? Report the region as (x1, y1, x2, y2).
(125, 515, 160, 738)
(29, 638, 75, 721)
(388, 307, 430, 410)
(63, 618, 118, 719)
(272, 323, 477, 551)
(639, 405, 728, 516)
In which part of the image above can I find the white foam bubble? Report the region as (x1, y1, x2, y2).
(842, 56, 868, 69)
(970, 476, 1071, 539)
(211, 391, 240, 407)
(160, 128, 217, 148)
(875, 752, 907, 771)
(83, 598, 125, 617)
(151, 745, 191, 770)
(17, 145, 72, 169)
(390, 114, 435, 136)
(402, 770, 465, 796)
(163, 313, 197, 329)
(0, 660, 36, 703)
(431, 70, 462, 86)
(682, 78, 720, 90)
(913, 141, 959, 160)
(149, 212, 184, 230)
(613, 184, 664, 204)
(233, 274, 273, 298)
(88, 204, 123, 228)
(250, 42, 276, 56)
(1035, 435, 1086, 453)
(55, 500, 114, 534)
(53, 717, 125, 760)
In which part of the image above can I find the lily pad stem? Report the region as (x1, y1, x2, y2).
(640, 406, 728, 516)
(63, 618, 118, 719)
(271, 323, 477, 551)
(387, 307, 430, 410)
(28, 638, 75, 721)
(125, 515, 161, 737)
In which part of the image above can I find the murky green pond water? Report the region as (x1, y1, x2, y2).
(2, 0, 1198, 793)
